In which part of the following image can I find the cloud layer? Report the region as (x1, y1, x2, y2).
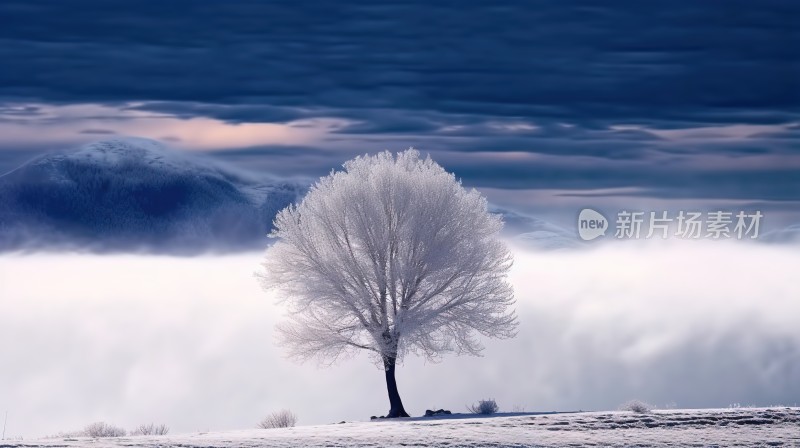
(1, 241, 797, 438)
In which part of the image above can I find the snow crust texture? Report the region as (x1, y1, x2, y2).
(6, 408, 798, 448)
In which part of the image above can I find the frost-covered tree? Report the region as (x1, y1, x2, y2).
(259, 149, 516, 418)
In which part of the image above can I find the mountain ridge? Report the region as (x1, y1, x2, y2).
(0, 138, 305, 254)
(0, 138, 579, 253)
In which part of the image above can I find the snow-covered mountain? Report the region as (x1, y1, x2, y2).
(491, 207, 582, 250)
(0, 138, 305, 253)
(0, 138, 583, 253)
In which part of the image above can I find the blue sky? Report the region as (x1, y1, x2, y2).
(0, 0, 798, 226)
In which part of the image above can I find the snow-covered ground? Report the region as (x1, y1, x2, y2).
(6, 408, 798, 447)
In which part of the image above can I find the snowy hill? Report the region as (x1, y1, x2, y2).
(0, 138, 305, 253)
(7, 408, 798, 447)
(492, 207, 582, 250)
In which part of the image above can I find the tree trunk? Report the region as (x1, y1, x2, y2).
(383, 356, 410, 418)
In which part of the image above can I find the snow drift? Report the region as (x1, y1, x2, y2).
(4, 408, 799, 447)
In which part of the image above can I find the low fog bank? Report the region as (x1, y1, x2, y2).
(0, 241, 797, 438)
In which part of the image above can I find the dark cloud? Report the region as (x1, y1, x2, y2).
(0, 0, 799, 218)
(0, 0, 797, 127)
(433, 150, 800, 202)
(123, 102, 315, 124)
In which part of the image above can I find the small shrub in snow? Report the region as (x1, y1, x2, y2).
(130, 423, 169, 436)
(619, 400, 653, 414)
(258, 409, 298, 429)
(83, 422, 127, 438)
(45, 430, 83, 439)
(468, 399, 499, 415)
